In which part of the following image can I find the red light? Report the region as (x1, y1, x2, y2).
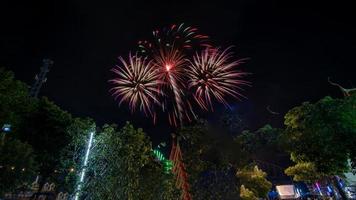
(165, 64, 172, 71)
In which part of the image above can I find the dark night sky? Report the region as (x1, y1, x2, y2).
(1, 0, 355, 143)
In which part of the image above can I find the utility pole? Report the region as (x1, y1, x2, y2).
(30, 59, 53, 98)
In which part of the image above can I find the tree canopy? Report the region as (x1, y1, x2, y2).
(84, 122, 180, 200)
(284, 95, 356, 182)
(0, 137, 37, 196)
(236, 124, 286, 163)
(0, 68, 95, 192)
(236, 165, 272, 199)
(178, 120, 251, 199)
(0, 68, 36, 135)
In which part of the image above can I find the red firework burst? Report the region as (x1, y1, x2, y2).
(137, 23, 210, 125)
(187, 47, 250, 110)
(153, 47, 189, 126)
(138, 23, 211, 54)
(110, 53, 161, 117)
(110, 23, 249, 126)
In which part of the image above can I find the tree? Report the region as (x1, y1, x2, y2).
(0, 68, 38, 195)
(239, 185, 257, 200)
(284, 161, 322, 183)
(84, 122, 180, 200)
(236, 124, 286, 162)
(19, 97, 73, 180)
(0, 136, 37, 196)
(0, 68, 36, 137)
(0, 68, 112, 194)
(178, 120, 246, 199)
(236, 165, 272, 199)
(219, 110, 248, 135)
(342, 94, 356, 173)
(58, 117, 95, 193)
(284, 95, 356, 182)
(137, 160, 180, 200)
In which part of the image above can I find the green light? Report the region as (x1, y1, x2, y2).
(163, 160, 173, 173)
(153, 149, 173, 174)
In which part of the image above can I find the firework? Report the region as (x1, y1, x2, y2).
(154, 46, 188, 126)
(187, 47, 250, 110)
(138, 23, 211, 54)
(111, 23, 249, 126)
(110, 53, 161, 117)
(137, 23, 210, 125)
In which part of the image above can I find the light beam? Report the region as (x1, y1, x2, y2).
(74, 131, 94, 200)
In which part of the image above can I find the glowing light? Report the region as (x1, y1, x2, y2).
(165, 64, 172, 71)
(2, 124, 11, 132)
(315, 182, 323, 196)
(74, 131, 94, 200)
(295, 188, 301, 198)
(153, 149, 173, 174)
(327, 186, 332, 193)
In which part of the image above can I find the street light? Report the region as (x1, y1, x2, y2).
(1, 124, 11, 145)
(2, 124, 11, 132)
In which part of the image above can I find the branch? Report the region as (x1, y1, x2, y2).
(328, 77, 356, 96)
(266, 105, 279, 115)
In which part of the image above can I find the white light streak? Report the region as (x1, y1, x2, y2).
(74, 131, 94, 200)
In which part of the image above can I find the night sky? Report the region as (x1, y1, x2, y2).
(1, 0, 355, 143)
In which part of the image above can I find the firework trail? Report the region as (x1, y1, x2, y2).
(138, 23, 210, 125)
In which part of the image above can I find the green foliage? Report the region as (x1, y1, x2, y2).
(180, 120, 247, 174)
(239, 185, 258, 200)
(178, 121, 213, 179)
(284, 96, 356, 181)
(0, 136, 37, 196)
(191, 169, 239, 200)
(284, 161, 322, 183)
(0, 68, 84, 189)
(19, 97, 73, 179)
(236, 124, 286, 161)
(219, 111, 247, 134)
(84, 122, 180, 200)
(178, 120, 247, 199)
(236, 166, 272, 198)
(58, 118, 95, 193)
(0, 68, 36, 135)
(343, 95, 356, 172)
(137, 161, 180, 200)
